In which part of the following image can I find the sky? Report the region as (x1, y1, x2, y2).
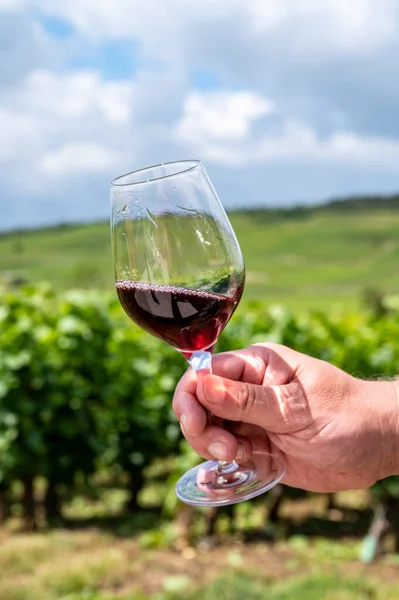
(1, 0, 399, 230)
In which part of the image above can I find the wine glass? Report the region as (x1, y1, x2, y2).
(110, 160, 285, 506)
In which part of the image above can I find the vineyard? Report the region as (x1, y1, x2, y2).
(1, 284, 399, 538)
(1, 279, 399, 598)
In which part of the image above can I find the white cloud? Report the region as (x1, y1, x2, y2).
(0, 108, 38, 161)
(34, 0, 180, 41)
(0, 68, 138, 215)
(248, 0, 396, 50)
(260, 122, 399, 170)
(40, 142, 119, 175)
(35, 0, 398, 54)
(0, 0, 26, 11)
(0, 69, 135, 169)
(0, 11, 62, 88)
(32, 0, 399, 139)
(1, 0, 399, 230)
(175, 91, 273, 143)
(14, 70, 134, 123)
(176, 113, 399, 170)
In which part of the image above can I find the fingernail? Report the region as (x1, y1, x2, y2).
(180, 414, 191, 436)
(236, 443, 246, 461)
(208, 442, 227, 461)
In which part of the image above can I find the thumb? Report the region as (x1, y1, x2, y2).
(197, 374, 309, 434)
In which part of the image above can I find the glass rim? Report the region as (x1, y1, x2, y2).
(110, 160, 202, 187)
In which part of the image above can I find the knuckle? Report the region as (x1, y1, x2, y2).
(274, 384, 310, 432)
(235, 382, 257, 416)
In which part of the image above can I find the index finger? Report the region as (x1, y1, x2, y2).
(172, 367, 208, 437)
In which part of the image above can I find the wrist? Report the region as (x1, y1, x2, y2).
(368, 379, 399, 479)
(389, 380, 399, 476)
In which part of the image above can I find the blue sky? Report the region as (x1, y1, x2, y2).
(1, 0, 399, 230)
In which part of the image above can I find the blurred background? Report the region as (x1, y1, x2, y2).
(1, 1, 399, 599)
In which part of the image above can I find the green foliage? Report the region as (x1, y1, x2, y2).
(0, 285, 112, 490)
(370, 476, 399, 498)
(1, 283, 399, 523)
(99, 301, 184, 493)
(0, 285, 187, 519)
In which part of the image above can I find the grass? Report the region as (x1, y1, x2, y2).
(232, 208, 399, 310)
(0, 486, 398, 600)
(0, 490, 397, 599)
(179, 572, 399, 600)
(3, 206, 399, 310)
(0, 529, 133, 600)
(1, 526, 399, 600)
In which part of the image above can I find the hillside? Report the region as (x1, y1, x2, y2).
(2, 201, 399, 311)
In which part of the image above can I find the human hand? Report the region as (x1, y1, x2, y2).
(173, 344, 399, 493)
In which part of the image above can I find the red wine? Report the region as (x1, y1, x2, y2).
(116, 281, 243, 355)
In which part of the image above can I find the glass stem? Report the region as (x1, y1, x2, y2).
(189, 351, 239, 476)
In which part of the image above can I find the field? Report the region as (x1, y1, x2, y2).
(2, 205, 399, 310)
(2, 491, 399, 600)
(2, 201, 399, 599)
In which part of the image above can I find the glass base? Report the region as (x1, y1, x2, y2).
(175, 452, 286, 507)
